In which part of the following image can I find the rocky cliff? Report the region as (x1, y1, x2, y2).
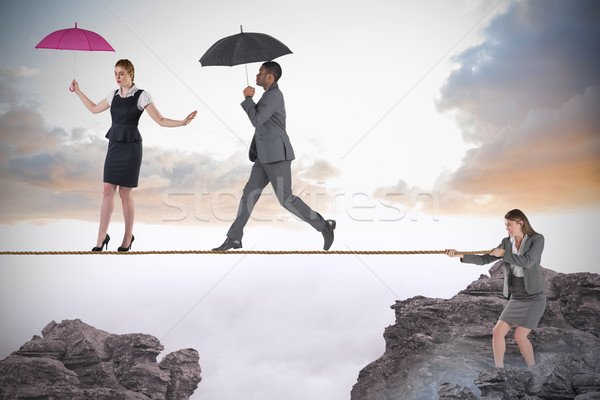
(351, 262, 600, 400)
(0, 319, 201, 399)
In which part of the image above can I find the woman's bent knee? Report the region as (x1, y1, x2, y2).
(513, 327, 531, 343)
(493, 321, 511, 338)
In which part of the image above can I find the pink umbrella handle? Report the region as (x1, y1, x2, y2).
(69, 87, 75, 92)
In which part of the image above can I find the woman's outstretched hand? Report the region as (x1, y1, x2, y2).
(182, 110, 198, 126)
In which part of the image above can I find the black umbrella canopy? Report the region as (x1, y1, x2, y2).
(200, 27, 292, 67)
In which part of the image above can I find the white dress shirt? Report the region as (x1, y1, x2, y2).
(509, 234, 528, 277)
(106, 85, 153, 111)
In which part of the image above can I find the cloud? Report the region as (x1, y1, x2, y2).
(0, 106, 64, 157)
(437, 0, 600, 143)
(296, 159, 341, 182)
(154, 152, 341, 227)
(1, 63, 40, 78)
(409, 0, 600, 215)
(0, 62, 40, 107)
(436, 85, 600, 215)
(0, 72, 18, 108)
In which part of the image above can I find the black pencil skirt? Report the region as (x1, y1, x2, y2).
(103, 140, 142, 188)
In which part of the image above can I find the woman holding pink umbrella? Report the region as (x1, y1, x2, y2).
(71, 59, 197, 251)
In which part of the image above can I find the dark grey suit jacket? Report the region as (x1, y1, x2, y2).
(241, 83, 295, 164)
(462, 234, 546, 298)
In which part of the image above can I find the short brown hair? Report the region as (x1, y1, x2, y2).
(262, 61, 282, 82)
(115, 59, 135, 83)
(505, 209, 538, 236)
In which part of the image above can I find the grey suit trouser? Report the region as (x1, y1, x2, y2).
(227, 160, 325, 241)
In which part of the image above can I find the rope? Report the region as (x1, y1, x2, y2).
(0, 250, 490, 256)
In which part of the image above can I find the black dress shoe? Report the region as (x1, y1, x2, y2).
(212, 237, 242, 251)
(322, 220, 336, 251)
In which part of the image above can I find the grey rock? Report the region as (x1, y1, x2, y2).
(0, 319, 201, 400)
(351, 263, 600, 400)
(438, 382, 478, 400)
(160, 348, 202, 400)
(0, 354, 80, 398)
(474, 353, 600, 400)
(575, 393, 600, 400)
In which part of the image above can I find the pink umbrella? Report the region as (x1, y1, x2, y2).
(35, 22, 115, 91)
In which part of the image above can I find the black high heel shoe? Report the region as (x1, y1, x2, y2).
(92, 234, 110, 252)
(118, 235, 135, 252)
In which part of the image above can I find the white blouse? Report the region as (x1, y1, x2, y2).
(509, 234, 528, 277)
(106, 85, 153, 111)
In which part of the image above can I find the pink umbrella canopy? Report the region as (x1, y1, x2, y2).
(35, 22, 115, 51)
(36, 23, 115, 91)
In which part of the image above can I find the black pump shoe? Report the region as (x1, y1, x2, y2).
(118, 235, 135, 252)
(92, 234, 110, 252)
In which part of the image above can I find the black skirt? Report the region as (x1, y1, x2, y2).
(103, 140, 142, 188)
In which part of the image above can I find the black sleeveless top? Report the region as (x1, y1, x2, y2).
(105, 89, 145, 142)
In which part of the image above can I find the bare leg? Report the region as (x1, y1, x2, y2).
(514, 326, 535, 367)
(97, 183, 117, 247)
(119, 187, 135, 247)
(492, 320, 513, 368)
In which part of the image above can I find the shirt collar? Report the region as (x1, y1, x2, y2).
(117, 84, 138, 98)
(510, 234, 528, 254)
(510, 234, 528, 243)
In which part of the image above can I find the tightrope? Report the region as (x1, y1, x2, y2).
(0, 250, 490, 256)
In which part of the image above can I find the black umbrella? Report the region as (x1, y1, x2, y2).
(200, 26, 292, 85)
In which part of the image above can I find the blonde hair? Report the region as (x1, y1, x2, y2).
(115, 59, 135, 83)
(505, 209, 538, 236)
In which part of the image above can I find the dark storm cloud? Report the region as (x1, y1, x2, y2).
(422, 0, 600, 215)
(438, 0, 600, 141)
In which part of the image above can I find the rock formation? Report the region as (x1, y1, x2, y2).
(0, 319, 201, 399)
(351, 262, 600, 400)
(438, 354, 600, 400)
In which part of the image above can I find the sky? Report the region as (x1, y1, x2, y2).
(1, 1, 599, 399)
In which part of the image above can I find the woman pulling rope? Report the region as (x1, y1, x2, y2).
(445, 209, 546, 368)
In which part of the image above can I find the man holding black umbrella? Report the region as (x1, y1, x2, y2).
(212, 61, 336, 251)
